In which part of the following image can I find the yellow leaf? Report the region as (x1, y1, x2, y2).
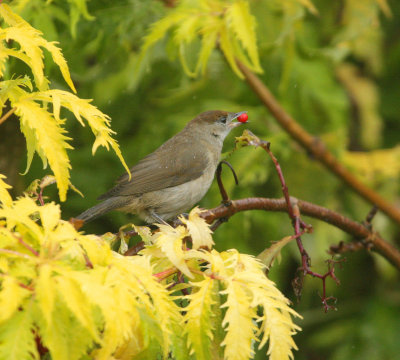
(226, 0, 263, 73)
(155, 224, 193, 278)
(15, 98, 73, 201)
(179, 207, 214, 250)
(174, 15, 200, 44)
(140, 12, 187, 55)
(0, 276, 31, 323)
(195, 19, 219, 75)
(0, 4, 76, 92)
(39, 203, 61, 233)
(32, 90, 130, 178)
(38, 40, 76, 93)
(219, 25, 244, 79)
(0, 308, 38, 360)
(0, 174, 12, 207)
(56, 273, 100, 342)
(183, 277, 216, 359)
(133, 225, 153, 245)
(0, 196, 43, 239)
(35, 264, 55, 326)
(221, 280, 258, 360)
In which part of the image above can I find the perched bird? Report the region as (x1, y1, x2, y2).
(77, 110, 247, 224)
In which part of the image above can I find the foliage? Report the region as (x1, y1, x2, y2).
(0, 188, 301, 359)
(139, 0, 263, 78)
(1, 1, 400, 360)
(0, 4, 128, 201)
(11, 0, 94, 39)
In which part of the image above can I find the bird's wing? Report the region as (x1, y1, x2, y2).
(98, 135, 209, 200)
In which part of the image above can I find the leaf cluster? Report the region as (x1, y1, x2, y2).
(0, 189, 301, 360)
(140, 0, 262, 78)
(0, 4, 129, 201)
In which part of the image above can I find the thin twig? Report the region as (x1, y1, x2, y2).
(124, 241, 144, 256)
(0, 107, 16, 126)
(236, 59, 400, 225)
(216, 160, 238, 204)
(17, 236, 39, 257)
(364, 205, 379, 226)
(154, 267, 178, 281)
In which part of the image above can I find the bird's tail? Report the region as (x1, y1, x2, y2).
(76, 198, 124, 223)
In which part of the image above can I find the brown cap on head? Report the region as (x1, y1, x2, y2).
(189, 110, 228, 125)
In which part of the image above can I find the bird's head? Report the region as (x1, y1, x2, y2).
(187, 110, 247, 142)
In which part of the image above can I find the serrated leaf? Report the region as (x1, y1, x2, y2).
(36, 298, 95, 360)
(0, 4, 76, 92)
(55, 273, 100, 342)
(31, 89, 130, 178)
(221, 280, 257, 360)
(183, 277, 216, 360)
(226, 0, 262, 73)
(0, 174, 12, 207)
(16, 98, 73, 201)
(0, 309, 38, 360)
(0, 276, 31, 323)
(35, 264, 55, 326)
(155, 224, 193, 278)
(180, 207, 214, 250)
(39, 202, 61, 232)
(196, 21, 219, 75)
(140, 12, 187, 55)
(219, 25, 243, 79)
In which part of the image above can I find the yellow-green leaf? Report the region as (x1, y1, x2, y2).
(183, 277, 216, 360)
(226, 0, 262, 73)
(155, 224, 193, 278)
(0, 174, 12, 207)
(257, 235, 294, 269)
(0, 276, 31, 323)
(0, 309, 38, 360)
(179, 207, 214, 250)
(15, 98, 73, 201)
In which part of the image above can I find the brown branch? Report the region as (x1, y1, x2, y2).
(200, 197, 400, 271)
(0, 107, 16, 126)
(236, 60, 400, 225)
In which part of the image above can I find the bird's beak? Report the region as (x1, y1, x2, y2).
(229, 111, 248, 128)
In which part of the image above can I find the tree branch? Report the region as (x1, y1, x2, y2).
(0, 107, 16, 126)
(236, 60, 400, 225)
(200, 197, 400, 271)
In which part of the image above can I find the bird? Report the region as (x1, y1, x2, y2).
(76, 110, 247, 224)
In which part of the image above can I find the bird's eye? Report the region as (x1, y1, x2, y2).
(219, 116, 227, 124)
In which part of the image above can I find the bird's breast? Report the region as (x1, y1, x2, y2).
(138, 158, 217, 221)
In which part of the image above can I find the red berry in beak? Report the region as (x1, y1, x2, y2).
(237, 113, 248, 123)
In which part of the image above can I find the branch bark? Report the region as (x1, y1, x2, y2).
(236, 60, 400, 225)
(200, 197, 400, 271)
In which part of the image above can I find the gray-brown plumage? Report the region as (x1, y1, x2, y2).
(77, 110, 246, 223)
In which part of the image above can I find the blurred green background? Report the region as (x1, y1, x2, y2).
(2, 0, 400, 359)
